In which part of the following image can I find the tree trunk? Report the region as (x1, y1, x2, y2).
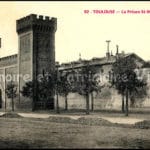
(12, 96, 14, 112)
(125, 89, 129, 116)
(65, 95, 68, 111)
(56, 92, 60, 114)
(12, 88, 14, 112)
(44, 98, 46, 109)
(122, 92, 125, 113)
(32, 100, 35, 111)
(91, 92, 94, 111)
(5, 96, 6, 111)
(86, 93, 90, 115)
(32, 80, 37, 111)
(130, 95, 135, 108)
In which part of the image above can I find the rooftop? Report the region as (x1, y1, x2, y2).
(58, 51, 145, 71)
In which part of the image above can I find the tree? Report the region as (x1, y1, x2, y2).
(21, 73, 55, 111)
(112, 56, 146, 116)
(21, 81, 34, 110)
(130, 83, 147, 107)
(89, 71, 102, 111)
(5, 81, 17, 111)
(55, 65, 61, 114)
(38, 73, 55, 109)
(21, 81, 33, 99)
(74, 63, 100, 114)
(57, 72, 71, 111)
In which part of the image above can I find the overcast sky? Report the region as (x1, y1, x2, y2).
(0, 1, 150, 63)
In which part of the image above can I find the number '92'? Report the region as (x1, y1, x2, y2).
(84, 10, 89, 14)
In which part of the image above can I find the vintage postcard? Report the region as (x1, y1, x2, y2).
(0, 1, 149, 149)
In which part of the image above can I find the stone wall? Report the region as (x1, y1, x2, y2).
(56, 86, 150, 110)
(56, 87, 121, 110)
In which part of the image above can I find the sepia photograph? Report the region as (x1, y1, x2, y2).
(0, 1, 150, 149)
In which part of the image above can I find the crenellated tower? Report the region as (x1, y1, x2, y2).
(16, 14, 57, 110)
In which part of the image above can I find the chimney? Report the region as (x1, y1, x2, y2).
(111, 50, 113, 56)
(79, 53, 82, 61)
(106, 40, 111, 59)
(116, 45, 119, 55)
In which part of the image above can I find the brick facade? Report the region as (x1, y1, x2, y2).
(0, 14, 57, 110)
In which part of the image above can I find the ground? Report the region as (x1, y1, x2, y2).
(0, 109, 150, 149)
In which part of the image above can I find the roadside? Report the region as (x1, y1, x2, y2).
(0, 116, 149, 149)
(0, 110, 149, 126)
(0, 109, 150, 148)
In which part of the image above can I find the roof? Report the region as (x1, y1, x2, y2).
(58, 52, 145, 71)
(123, 53, 145, 63)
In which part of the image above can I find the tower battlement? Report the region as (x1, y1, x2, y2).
(17, 14, 56, 110)
(16, 14, 57, 33)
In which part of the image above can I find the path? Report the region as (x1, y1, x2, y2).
(0, 112, 144, 124)
(16, 112, 145, 124)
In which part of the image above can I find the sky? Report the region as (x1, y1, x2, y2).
(0, 1, 150, 63)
